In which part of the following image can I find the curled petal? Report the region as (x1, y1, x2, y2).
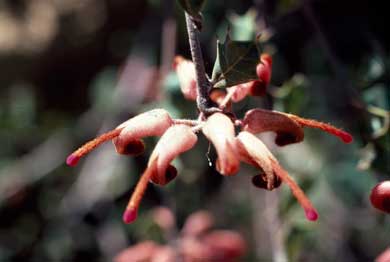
(235, 131, 277, 190)
(149, 125, 198, 185)
(113, 109, 174, 155)
(236, 132, 318, 220)
(202, 113, 240, 176)
(173, 56, 197, 100)
(286, 114, 353, 144)
(242, 109, 304, 146)
(252, 173, 282, 190)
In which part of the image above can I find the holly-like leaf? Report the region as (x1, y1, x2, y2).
(177, 0, 205, 19)
(211, 35, 262, 88)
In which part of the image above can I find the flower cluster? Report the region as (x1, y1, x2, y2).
(114, 208, 246, 262)
(66, 54, 353, 224)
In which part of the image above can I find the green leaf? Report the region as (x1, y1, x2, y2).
(211, 35, 262, 88)
(177, 0, 205, 18)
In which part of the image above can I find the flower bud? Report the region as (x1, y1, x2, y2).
(173, 56, 197, 100)
(149, 125, 198, 185)
(202, 113, 240, 176)
(370, 181, 390, 213)
(256, 53, 272, 85)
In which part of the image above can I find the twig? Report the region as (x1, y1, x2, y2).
(185, 12, 220, 115)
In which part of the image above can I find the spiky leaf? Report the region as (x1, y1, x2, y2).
(211, 35, 262, 88)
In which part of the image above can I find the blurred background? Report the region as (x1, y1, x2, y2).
(0, 0, 389, 261)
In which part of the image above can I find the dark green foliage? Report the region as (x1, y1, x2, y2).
(211, 35, 262, 88)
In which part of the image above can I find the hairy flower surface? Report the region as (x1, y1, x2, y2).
(67, 53, 353, 224)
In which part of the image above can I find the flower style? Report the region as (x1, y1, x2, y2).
(66, 53, 353, 223)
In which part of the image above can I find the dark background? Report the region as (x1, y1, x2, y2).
(0, 0, 389, 261)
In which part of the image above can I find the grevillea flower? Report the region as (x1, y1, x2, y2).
(370, 181, 390, 213)
(67, 53, 353, 224)
(114, 208, 247, 262)
(122, 125, 197, 223)
(176, 54, 272, 104)
(201, 113, 240, 176)
(236, 131, 318, 220)
(66, 109, 173, 166)
(173, 56, 197, 100)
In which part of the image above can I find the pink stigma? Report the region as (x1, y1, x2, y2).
(66, 154, 80, 167)
(123, 207, 138, 224)
(339, 132, 353, 144)
(305, 209, 319, 221)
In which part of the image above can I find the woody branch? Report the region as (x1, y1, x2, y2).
(184, 12, 219, 115)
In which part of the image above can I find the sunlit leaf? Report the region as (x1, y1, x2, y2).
(211, 35, 262, 88)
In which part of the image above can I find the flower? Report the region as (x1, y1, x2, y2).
(201, 113, 240, 176)
(370, 181, 390, 213)
(67, 53, 353, 223)
(114, 208, 247, 262)
(173, 56, 197, 100)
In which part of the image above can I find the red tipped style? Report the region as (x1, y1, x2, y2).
(123, 207, 138, 224)
(66, 129, 122, 167)
(66, 154, 80, 167)
(286, 114, 353, 144)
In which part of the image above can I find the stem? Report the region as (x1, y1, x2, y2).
(185, 12, 218, 115)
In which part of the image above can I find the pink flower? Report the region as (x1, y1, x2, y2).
(173, 56, 197, 100)
(123, 125, 197, 224)
(113, 109, 174, 155)
(67, 53, 353, 224)
(202, 113, 240, 176)
(236, 131, 318, 221)
(114, 209, 247, 262)
(370, 181, 390, 213)
(66, 109, 173, 166)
